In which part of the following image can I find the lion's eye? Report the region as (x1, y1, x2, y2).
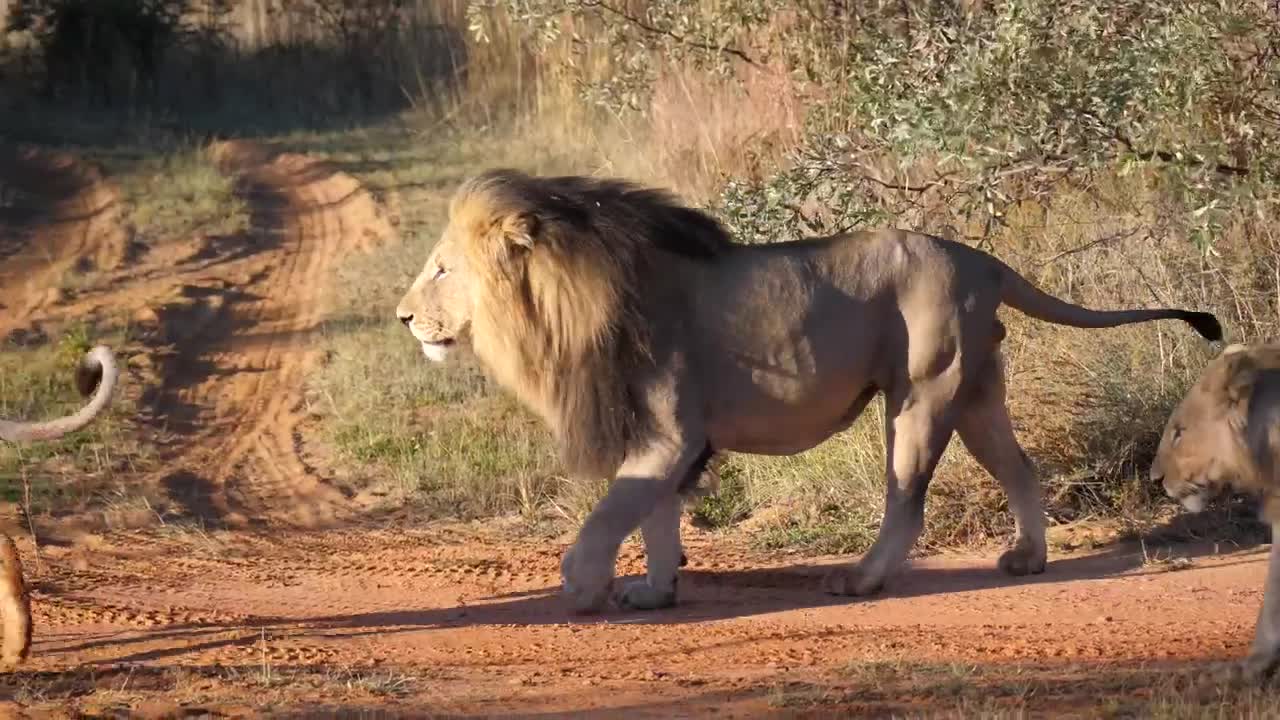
(433, 266, 449, 281)
(1171, 426, 1183, 445)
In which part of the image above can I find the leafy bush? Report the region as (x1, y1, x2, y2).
(453, 0, 1280, 548)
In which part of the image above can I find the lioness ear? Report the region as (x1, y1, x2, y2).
(1223, 355, 1259, 408)
(500, 212, 539, 251)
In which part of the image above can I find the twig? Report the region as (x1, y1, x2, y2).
(1113, 133, 1250, 178)
(1036, 227, 1144, 267)
(20, 465, 40, 575)
(579, 0, 761, 67)
(848, 162, 957, 192)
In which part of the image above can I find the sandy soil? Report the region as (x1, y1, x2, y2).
(0, 143, 1270, 717)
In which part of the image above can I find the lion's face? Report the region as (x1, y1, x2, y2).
(1150, 346, 1253, 512)
(395, 231, 473, 363)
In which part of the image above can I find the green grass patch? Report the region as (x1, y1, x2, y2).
(110, 142, 247, 244)
(0, 321, 150, 517)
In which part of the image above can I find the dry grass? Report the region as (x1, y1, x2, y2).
(2, 1, 1276, 556)
(760, 658, 1280, 718)
(4, 656, 1280, 716)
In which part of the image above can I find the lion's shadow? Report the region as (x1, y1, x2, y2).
(317, 535, 1272, 631)
(42, 532, 1271, 668)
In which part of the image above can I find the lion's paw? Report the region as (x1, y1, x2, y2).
(997, 542, 1046, 577)
(560, 544, 614, 615)
(821, 566, 884, 597)
(616, 580, 677, 611)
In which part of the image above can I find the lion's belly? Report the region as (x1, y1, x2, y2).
(700, 342, 880, 456)
(691, 245, 885, 456)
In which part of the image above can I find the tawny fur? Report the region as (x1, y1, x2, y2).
(397, 168, 1222, 614)
(1151, 342, 1280, 682)
(0, 535, 31, 671)
(1150, 343, 1280, 511)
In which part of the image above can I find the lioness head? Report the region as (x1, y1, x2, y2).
(395, 220, 473, 363)
(1150, 344, 1258, 511)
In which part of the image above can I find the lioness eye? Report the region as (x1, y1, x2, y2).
(433, 266, 449, 281)
(1172, 426, 1183, 444)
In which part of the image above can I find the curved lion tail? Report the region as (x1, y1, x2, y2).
(996, 262, 1223, 342)
(0, 345, 119, 443)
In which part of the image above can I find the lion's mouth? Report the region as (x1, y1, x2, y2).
(420, 338, 456, 362)
(1167, 476, 1224, 513)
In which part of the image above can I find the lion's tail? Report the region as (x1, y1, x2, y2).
(0, 345, 119, 443)
(995, 262, 1223, 342)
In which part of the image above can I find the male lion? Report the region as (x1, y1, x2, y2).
(1150, 342, 1280, 683)
(0, 344, 117, 670)
(396, 169, 1222, 614)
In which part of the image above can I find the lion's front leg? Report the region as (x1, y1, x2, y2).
(618, 490, 684, 611)
(1226, 524, 1280, 684)
(561, 440, 701, 614)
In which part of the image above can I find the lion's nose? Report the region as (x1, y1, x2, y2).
(1149, 467, 1164, 485)
(398, 313, 413, 327)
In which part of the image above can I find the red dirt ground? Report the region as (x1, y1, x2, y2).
(0, 142, 1270, 717)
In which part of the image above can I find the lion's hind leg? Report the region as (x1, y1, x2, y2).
(954, 353, 1047, 577)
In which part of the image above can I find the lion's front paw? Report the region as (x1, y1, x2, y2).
(997, 541, 1046, 577)
(821, 566, 884, 597)
(560, 544, 614, 615)
(616, 580, 677, 611)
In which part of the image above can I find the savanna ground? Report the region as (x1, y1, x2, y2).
(2, 0, 1280, 716)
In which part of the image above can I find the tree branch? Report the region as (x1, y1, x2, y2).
(1113, 133, 1250, 177)
(579, 0, 760, 67)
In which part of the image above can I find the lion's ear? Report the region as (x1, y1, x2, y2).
(500, 212, 539, 251)
(1224, 355, 1259, 408)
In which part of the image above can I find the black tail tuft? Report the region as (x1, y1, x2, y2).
(1180, 311, 1224, 342)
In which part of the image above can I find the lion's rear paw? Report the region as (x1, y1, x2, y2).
(997, 543, 1046, 577)
(616, 580, 677, 611)
(821, 566, 884, 597)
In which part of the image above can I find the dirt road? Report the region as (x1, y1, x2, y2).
(0, 144, 1271, 717)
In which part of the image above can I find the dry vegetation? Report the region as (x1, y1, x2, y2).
(3, 0, 1279, 553)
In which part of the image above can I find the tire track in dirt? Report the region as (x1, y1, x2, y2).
(0, 144, 130, 341)
(139, 140, 396, 529)
(8, 522, 1270, 716)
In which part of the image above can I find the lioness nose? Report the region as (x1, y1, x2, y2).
(398, 313, 413, 327)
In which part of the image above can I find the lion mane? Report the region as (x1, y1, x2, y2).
(447, 169, 730, 481)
